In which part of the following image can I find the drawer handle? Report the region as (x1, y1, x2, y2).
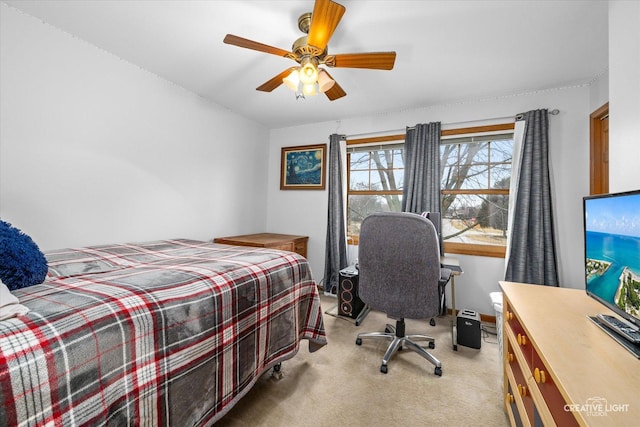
(506, 352, 514, 363)
(534, 367, 547, 384)
(517, 333, 527, 346)
(518, 384, 528, 397)
(505, 393, 515, 405)
(506, 311, 514, 321)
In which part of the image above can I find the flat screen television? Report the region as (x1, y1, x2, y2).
(583, 189, 640, 354)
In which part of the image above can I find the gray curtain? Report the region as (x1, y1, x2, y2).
(504, 109, 559, 286)
(402, 122, 442, 214)
(323, 134, 347, 294)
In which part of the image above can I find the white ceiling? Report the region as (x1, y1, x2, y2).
(3, 0, 608, 129)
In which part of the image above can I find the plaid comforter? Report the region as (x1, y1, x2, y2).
(0, 239, 327, 426)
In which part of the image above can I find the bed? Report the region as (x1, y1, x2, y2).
(0, 238, 327, 426)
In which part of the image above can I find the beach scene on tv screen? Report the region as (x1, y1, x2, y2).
(585, 193, 640, 318)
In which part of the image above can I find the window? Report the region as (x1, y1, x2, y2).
(346, 124, 515, 257)
(440, 125, 514, 257)
(347, 143, 404, 237)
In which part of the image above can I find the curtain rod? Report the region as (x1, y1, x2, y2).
(340, 108, 560, 140)
(514, 108, 559, 121)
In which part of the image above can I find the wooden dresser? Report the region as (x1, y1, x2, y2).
(500, 281, 639, 426)
(213, 233, 308, 258)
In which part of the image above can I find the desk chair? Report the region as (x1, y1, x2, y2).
(355, 212, 451, 376)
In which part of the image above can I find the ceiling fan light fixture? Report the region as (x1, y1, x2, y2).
(283, 69, 300, 91)
(299, 57, 319, 85)
(299, 64, 318, 85)
(302, 82, 319, 97)
(283, 61, 327, 99)
(317, 69, 335, 93)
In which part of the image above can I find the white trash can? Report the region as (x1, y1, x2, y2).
(490, 292, 503, 378)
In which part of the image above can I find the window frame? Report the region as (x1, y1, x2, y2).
(440, 124, 514, 258)
(346, 134, 405, 244)
(346, 124, 514, 258)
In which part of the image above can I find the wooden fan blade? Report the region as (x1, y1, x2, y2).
(322, 70, 346, 101)
(330, 52, 397, 70)
(307, 0, 346, 52)
(256, 68, 297, 92)
(224, 34, 291, 57)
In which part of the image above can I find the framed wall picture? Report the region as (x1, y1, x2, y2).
(280, 144, 327, 190)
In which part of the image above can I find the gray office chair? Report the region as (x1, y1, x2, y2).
(355, 212, 451, 376)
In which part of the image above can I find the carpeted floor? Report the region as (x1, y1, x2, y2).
(217, 294, 510, 426)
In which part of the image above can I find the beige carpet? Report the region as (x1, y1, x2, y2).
(217, 294, 510, 426)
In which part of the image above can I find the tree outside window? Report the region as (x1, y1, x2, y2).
(347, 146, 403, 236)
(440, 134, 513, 255)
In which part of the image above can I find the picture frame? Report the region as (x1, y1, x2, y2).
(280, 144, 327, 190)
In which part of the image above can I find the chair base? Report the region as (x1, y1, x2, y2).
(355, 320, 443, 376)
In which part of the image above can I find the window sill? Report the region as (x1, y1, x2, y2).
(347, 236, 506, 258)
(444, 242, 506, 258)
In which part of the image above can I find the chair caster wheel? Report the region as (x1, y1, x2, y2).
(428, 342, 435, 349)
(430, 318, 436, 326)
(384, 327, 391, 333)
(356, 338, 362, 345)
(434, 367, 442, 376)
(380, 364, 388, 374)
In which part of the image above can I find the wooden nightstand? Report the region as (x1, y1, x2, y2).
(213, 233, 308, 258)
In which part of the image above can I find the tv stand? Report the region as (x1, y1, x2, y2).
(589, 315, 640, 358)
(500, 281, 640, 426)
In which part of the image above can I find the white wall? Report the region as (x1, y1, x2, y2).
(0, 4, 269, 250)
(608, 0, 640, 192)
(267, 86, 593, 316)
(589, 70, 609, 112)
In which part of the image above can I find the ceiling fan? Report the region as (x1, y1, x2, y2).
(223, 0, 396, 101)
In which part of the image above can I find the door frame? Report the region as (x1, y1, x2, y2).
(589, 102, 609, 195)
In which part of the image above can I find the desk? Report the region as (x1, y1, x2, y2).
(328, 258, 462, 338)
(441, 256, 463, 351)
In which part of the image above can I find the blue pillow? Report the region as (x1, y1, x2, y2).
(0, 220, 48, 290)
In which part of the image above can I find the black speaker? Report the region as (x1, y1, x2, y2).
(338, 268, 365, 319)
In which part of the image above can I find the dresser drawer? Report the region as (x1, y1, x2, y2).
(505, 381, 526, 427)
(529, 351, 579, 426)
(270, 242, 295, 252)
(506, 329, 535, 424)
(505, 301, 534, 371)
